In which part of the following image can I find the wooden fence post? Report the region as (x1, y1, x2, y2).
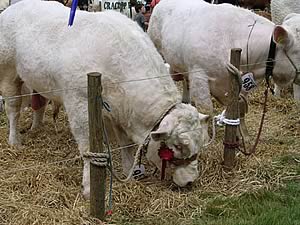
(223, 48, 242, 169)
(88, 72, 106, 220)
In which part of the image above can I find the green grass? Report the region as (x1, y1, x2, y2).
(193, 155, 300, 225)
(196, 182, 300, 225)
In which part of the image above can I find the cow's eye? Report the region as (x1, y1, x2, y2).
(174, 145, 182, 150)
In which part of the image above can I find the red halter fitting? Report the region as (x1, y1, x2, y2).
(158, 145, 174, 180)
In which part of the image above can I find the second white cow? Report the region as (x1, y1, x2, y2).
(271, 0, 300, 99)
(148, 0, 300, 139)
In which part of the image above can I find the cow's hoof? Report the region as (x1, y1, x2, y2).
(8, 138, 22, 147)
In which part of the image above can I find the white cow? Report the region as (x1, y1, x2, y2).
(148, 0, 300, 139)
(271, 0, 300, 99)
(0, 0, 209, 198)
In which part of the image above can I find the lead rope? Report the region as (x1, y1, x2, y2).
(238, 86, 269, 155)
(203, 117, 216, 148)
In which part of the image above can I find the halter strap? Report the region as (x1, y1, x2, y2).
(285, 52, 300, 83)
(265, 36, 277, 91)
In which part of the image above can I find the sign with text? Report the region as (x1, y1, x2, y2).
(99, 0, 145, 17)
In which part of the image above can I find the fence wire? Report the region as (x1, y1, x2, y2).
(0, 123, 216, 176)
(0, 56, 298, 175)
(1, 56, 298, 101)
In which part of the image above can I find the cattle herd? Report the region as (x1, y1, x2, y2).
(0, 0, 299, 199)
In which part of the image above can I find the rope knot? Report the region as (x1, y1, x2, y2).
(215, 110, 240, 126)
(83, 152, 109, 167)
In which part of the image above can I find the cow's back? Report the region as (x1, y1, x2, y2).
(149, 0, 273, 72)
(271, 0, 300, 24)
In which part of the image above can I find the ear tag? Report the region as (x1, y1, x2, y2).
(241, 72, 256, 92)
(132, 164, 145, 180)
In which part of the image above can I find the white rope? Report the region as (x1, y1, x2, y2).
(110, 144, 143, 183)
(215, 110, 240, 126)
(203, 117, 216, 147)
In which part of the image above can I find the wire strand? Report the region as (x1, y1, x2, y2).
(0, 143, 141, 176)
(1, 57, 298, 101)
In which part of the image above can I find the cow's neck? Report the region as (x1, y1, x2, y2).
(240, 32, 275, 84)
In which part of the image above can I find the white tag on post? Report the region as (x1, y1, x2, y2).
(241, 72, 256, 92)
(132, 164, 145, 180)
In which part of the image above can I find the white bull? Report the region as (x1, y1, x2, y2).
(148, 0, 300, 139)
(271, 0, 300, 99)
(0, 0, 209, 198)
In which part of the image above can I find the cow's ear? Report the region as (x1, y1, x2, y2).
(273, 25, 294, 49)
(199, 113, 210, 123)
(151, 119, 173, 141)
(151, 130, 169, 141)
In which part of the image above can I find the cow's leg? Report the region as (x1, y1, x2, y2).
(189, 71, 214, 114)
(182, 75, 191, 104)
(293, 84, 300, 101)
(31, 92, 48, 129)
(169, 66, 188, 103)
(31, 102, 47, 129)
(63, 98, 90, 198)
(274, 84, 281, 97)
(3, 77, 23, 146)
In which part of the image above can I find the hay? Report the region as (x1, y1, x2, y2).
(0, 86, 300, 225)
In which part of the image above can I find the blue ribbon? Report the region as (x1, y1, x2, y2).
(68, 0, 78, 26)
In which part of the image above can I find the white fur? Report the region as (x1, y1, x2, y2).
(148, 0, 300, 113)
(271, 0, 300, 100)
(0, 0, 209, 198)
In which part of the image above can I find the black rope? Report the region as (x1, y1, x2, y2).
(265, 36, 276, 94)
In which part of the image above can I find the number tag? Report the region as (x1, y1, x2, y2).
(132, 164, 145, 180)
(241, 72, 256, 92)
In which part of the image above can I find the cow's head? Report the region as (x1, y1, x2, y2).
(146, 104, 209, 187)
(272, 14, 300, 87)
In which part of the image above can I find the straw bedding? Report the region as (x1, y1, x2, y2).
(0, 85, 299, 225)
